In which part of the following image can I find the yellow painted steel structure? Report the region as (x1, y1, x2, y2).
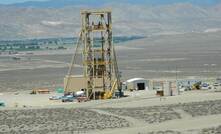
(65, 9, 121, 99)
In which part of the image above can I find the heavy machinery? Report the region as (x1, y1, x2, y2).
(191, 81, 201, 90)
(103, 79, 117, 99)
(64, 9, 121, 100)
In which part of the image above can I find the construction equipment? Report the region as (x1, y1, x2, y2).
(103, 79, 117, 99)
(191, 82, 201, 90)
(64, 9, 121, 100)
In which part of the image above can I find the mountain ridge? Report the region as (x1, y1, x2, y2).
(7, 0, 221, 8)
(0, 2, 221, 40)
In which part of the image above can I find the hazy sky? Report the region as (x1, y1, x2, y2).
(0, 0, 219, 5)
(0, 0, 47, 4)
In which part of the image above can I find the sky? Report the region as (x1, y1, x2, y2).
(0, 0, 47, 4)
(0, 0, 219, 5)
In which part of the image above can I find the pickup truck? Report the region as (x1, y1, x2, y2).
(61, 95, 75, 102)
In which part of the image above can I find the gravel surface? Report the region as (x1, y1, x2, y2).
(145, 130, 181, 134)
(102, 106, 181, 124)
(1, 100, 221, 133)
(101, 99, 221, 125)
(0, 108, 130, 134)
(140, 125, 221, 134)
(180, 100, 221, 117)
(199, 125, 221, 134)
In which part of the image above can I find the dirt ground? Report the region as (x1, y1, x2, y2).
(0, 32, 221, 92)
(1, 90, 221, 134)
(0, 32, 221, 133)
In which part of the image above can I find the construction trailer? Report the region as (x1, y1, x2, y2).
(64, 9, 121, 100)
(163, 81, 179, 96)
(153, 80, 179, 96)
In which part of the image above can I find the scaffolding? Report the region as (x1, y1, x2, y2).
(65, 9, 121, 99)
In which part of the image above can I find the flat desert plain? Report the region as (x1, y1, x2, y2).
(0, 32, 221, 134)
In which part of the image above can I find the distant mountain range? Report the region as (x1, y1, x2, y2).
(7, 0, 221, 8)
(0, 0, 221, 40)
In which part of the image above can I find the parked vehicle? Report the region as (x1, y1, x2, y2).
(75, 91, 85, 97)
(49, 96, 62, 100)
(61, 95, 75, 102)
(0, 100, 5, 107)
(213, 83, 219, 87)
(77, 96, 89, 103)
(201, 83, 209, 90)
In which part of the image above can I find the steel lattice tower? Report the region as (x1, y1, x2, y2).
(66, 9, 120, 99)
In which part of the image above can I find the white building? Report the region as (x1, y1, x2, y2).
(125, 78, 148, 91)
